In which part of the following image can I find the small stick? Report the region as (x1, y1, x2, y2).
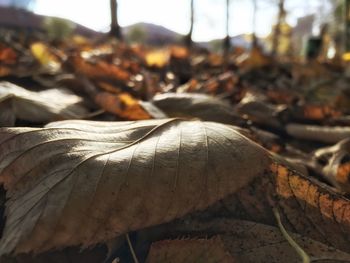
(126, 233, 139, 263)
(273, 208, 310, 263)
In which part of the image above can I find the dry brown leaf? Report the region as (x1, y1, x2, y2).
(71, 55, 130, 83)
(0, 99, 16, 126)
(95, 92, 152, 120)
(170, 46, 189, 59)
(0, 45, 18, 77)
(267, 163, 350, 253)
(236, 46, 272, 71)
(139, 101, 168, 119)
(291, 62, 330, 84)
(248, 127, 284, 153)
(236, 92, 285, 129)
(152, 93, 243, 125)
(1, 245, 107, 263)
(0, 118, 270, 256)
(146, 237, 234, 263)
(0, 46, 17, 64)
(171, 161, 350, 254)
(170, 218, 350, 263)
(0, 66, 11, 77)
(303, 104, 341, 121)
(0, 82, 88, 125)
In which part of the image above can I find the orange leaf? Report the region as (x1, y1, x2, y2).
(72, 56, 130, 82)
(337, 162, 350, 185)
(95, 92, 151, 120)
(0, 47, 17, 64)
(303, 104, 341, 120)
(170, 45, 189, 59)
(96, 81, 122, 94)
(0, 66, 11, 77)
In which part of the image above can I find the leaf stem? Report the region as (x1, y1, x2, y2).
(273, 207, 310, 263)
(126, 233, 139, 263)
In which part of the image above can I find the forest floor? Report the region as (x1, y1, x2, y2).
(1, 29, 350, 262)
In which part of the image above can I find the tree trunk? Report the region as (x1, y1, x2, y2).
(345, 0, 350, 52)
(271, 0, 284, 55)
(223, 0, 230, 56)
(110, 0, 122, 40)
(184, 0, 194, 47)
(251, 0, 258, 49)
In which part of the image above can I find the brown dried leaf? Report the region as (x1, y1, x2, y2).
(0, 82, 88, 125)
(170, 218, 350, 263)
(0, 46, 17, 64)
(0, 99, 16, 126)
(1, 245, 107, 263)
(0, 118, 270, 255)
(71, 55, 130, 83)
(95, 92, 152, 120)
(152, 93, 243, 125)
(236, 46, 272, 71)
(236, 92, 284, 129)
(303, 104, 341, 121)
(146, 237, 234, 263)
(269, 163, 350, 253)
(0, 66, 11, 77)
(198, 162, 350, 254)
(0, 45, 18, 77)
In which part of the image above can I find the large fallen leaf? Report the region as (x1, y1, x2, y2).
(0, 118, 270, 255)
(0, 82, 88, 125)
(169, 218, 350, 263)
(151, 161, 350, 255)
(146, 237, 234, 263)
(152, 93, 244, 125)
(226, 163, 350, 253)
(1, 245, 107, 263)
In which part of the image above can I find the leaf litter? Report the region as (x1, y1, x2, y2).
(1, 28, 350, 262)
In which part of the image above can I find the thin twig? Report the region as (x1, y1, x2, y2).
(273, 207, 310, 263)
(126, 233, 139, 263)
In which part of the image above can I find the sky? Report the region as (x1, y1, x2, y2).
(32, 0, 332, 42)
